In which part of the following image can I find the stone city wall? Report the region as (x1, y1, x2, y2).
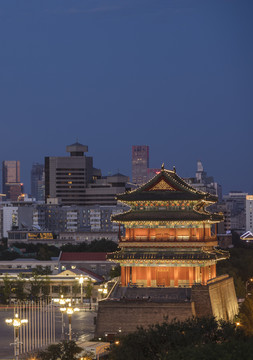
(95, 300, 195, 337)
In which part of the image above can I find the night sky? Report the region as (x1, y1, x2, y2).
(0, 0, 252, 195)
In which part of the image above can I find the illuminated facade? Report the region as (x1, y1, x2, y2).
(109, 166, 227, 288)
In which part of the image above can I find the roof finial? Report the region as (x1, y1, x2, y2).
(173, 166, 176, 173)
(161, 163, 165, 171)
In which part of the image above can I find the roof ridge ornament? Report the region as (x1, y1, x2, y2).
(161, 163, 165, 171)
(173, 166, 176, 173)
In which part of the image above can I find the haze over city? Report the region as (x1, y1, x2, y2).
(0, 0, 252, 194)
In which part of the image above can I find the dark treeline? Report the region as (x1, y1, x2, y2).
(0, 239, 118, 261)
(109, 317, 253, 360)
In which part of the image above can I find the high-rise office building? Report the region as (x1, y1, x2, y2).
(45, 142, 99, 206)
(223, 191, 248, 232)
(31, 163, 45, 201)
(132, 145, 149, 185)
(2, 160, 23, 201)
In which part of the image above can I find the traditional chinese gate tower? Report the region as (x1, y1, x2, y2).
(109, 165, 225, 287)
(95, 166, 238, 337)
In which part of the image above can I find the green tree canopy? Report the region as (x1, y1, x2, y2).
(238, 296, 253, 336)
(37, 340, 82, 360)
(109, 317, 248, 360)
(14, 274, 26, 301)
(60, 239, 118, 253)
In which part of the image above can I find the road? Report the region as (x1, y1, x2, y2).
(0, 306, 96, 359)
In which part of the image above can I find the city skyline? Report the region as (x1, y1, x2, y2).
(0, 144, 252, 196)
(0, 0, 252, 194)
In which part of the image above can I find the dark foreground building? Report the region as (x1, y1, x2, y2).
(95, 166, 238, 337)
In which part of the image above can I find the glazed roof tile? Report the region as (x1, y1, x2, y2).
(117, 168, 217, 202)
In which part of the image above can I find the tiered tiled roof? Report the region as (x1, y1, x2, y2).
(112, 167, 222, 224)
(116, 168, 218, 203)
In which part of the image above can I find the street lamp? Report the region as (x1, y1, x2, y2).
(76, 276, 84, 304)
(5, 313, 28, 360)
(53, 295, 71, 339)
(60, 305, 79, 340)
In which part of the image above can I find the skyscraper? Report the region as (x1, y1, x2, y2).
(2, 161, 23, 201)
(31, 163, 45, 200)
(132, 145, 149, 185)
(45, 142, 98, 206)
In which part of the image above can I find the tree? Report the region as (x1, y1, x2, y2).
(60, 239, 118, 253)
(33, 265, 52, 275)
(29, 274, 43, 300)
(36, 340, 82, 360)
(14, 274, 26, 301)
(109, 265, 121, 279)
(84, 279, 94, 309)
(41, 276, 51, 299)
(2, 274, 12, 304)
(109, 317, 247, 360)
(238, 297, 253, 336)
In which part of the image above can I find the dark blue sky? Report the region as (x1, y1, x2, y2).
(0, 0, 252, 195)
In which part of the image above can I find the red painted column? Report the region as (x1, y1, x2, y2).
(212, 264, 216, 279)
(147, 267, 151, 287)
(121, 267, 126, 286)
(126, 267, 130, 285)
(132, 267, 136, 284)
(174, 267, 178, 287)
(201, 267, 204, 285)
(170, 267, 174, 287)
(204, 267, 209, 284)
(189, 267, 193, 286)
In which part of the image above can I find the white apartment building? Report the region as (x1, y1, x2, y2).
(2, 204, 18, 237)
(66, 210, 78, 232)
(90, 208, 101, 231)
